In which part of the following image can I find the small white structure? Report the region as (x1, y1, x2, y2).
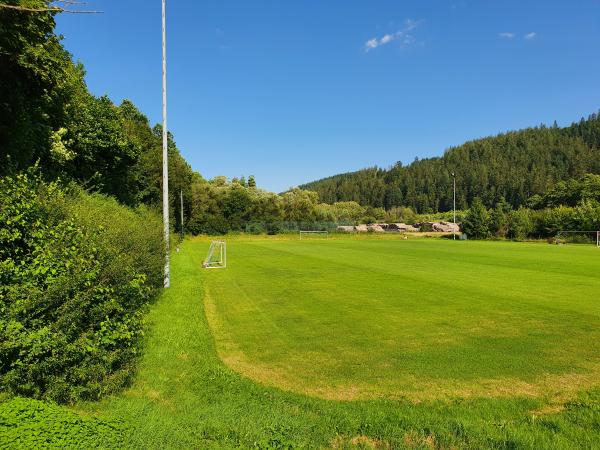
(203, 241, 227, 269)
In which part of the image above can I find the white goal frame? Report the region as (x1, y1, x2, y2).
(299, 230, 329, 240)
(203, 241, 227, 269)
(555, 231, 600, 247)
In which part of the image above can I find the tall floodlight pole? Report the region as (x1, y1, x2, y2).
(452, 172, 456, 240)
(162, 0, 170, 287)
(180, 189, 184, 240)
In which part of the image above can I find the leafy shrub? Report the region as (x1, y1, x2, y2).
(507, 208, 534, 240)
(0, 397, 124, 448)
(533, 206, 576, 236)
(0, 172, 163, 403)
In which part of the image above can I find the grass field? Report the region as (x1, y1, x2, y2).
(205, 236, 600, 402)
(7, 235, 599, 448)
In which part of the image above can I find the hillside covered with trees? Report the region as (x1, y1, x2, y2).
(300, 116, 600, 213)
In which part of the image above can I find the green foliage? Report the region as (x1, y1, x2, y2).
(0, 397, 123, 449)
(529, 174, 600, 209)
(0, 0, 83, 174)
(0, 172, 162, 403)
(490, 197, 512, 237)
(455, 174, 600, 241)
(301, 114, 600, 213)
(462, 198, 490, 239)
(280, 188, 319, 222)
(0, 3, 195, 224)
(572, 199, 600, 232)
(507, 208, 534, 240)
(384, 205, 418, 224)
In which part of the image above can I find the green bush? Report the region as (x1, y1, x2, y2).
(462, 198, 490, 239)
(0, 172, 163, 403)
(508, 208, 534, 240)
(0, 397, 124, 448)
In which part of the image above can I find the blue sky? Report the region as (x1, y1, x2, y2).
(56, 0, 600, 192)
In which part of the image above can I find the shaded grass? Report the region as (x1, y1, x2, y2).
(61, 236, 600, 449)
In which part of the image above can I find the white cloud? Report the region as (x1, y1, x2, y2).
(365, 38, 378, 50)
(499, 32, 515, 39)
(365, 19, 421, 52)
(380, 34, 394, 45)
(524, 32, 537, 40)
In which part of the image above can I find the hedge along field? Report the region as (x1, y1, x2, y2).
(0, 172, 164, 403)
(203, 237, 600, 401)
(62, 236, 600, 449)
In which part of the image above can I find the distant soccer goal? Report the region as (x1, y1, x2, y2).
(203, 241, 227, 269)
(299, 230, 329, 240)
(554, 231, 600, 247)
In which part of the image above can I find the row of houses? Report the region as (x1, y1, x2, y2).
(337, 221, 460, 233)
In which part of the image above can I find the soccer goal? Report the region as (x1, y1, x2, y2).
(299, 230, 329, 240)
(203, 241, 227, 269)
(554, 231, 600, 247)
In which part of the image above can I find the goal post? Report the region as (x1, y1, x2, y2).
(299, 230, 329, 240)
(203, 241, 227, 269)
(554, 231, 600, 247)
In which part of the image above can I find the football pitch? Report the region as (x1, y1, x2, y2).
(203, 235, 600, 401)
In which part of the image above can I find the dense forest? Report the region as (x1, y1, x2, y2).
(300, 116, 600, 212)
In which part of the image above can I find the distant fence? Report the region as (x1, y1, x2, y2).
(245, 221, 354, 234)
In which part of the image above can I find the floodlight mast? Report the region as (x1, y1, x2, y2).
(452, 172, 456, 240)
(180, 189, 184, 240)
(162, 0, 170, 288)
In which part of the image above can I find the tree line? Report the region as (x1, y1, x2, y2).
(462, 174, 600, 241)
(300, 116, 600, 213)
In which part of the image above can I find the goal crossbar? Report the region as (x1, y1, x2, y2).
(299, 230, 329, 240)
(203, 241, 227, 268)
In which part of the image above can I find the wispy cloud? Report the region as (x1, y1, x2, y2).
(499, 32, 515, 39)
(365, 19, 420, 52)
(524, 32, 537, 40)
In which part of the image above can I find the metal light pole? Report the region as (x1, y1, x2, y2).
(162, 0, 170, 287)
(452, 172, 456, 240)
(180, 189, 184, 240)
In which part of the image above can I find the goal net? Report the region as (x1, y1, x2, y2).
(554, 231, 600, 247)
(203, 241, 227, 269)
(299, 230, 329, 240)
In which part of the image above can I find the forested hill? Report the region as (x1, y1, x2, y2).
(300, 114, 600, 213)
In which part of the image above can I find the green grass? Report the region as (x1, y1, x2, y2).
(3, 235, 599, 449)
(0, 397, 124, 448)
(204, 237, 600, 401)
